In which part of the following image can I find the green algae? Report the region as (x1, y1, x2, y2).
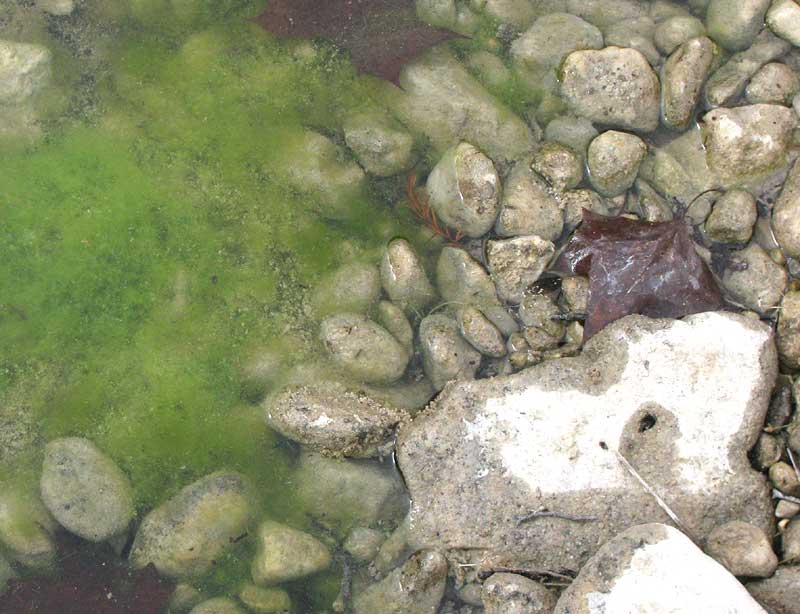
(0, 1, 417, 603)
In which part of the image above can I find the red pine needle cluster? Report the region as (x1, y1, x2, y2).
(405, 174, 464, 244)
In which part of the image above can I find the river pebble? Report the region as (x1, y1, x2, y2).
(767, 0, 800, 47)
(458, 305, 507, 358)
(706, 521, 778, 578)
(745, 62, 800, 104)
(419, 313, 482, 390)
(587, 130, 646, 197)
(239, 584, 292, 613)
(494, 159, 563, 241)
(722, 244, 788, 312)
(486, 235, 554, 304)
(510, 12, 603, 75)
(380, 238, 436, 316)
(654, 16, 705, 54)
(481, 573, 556, 614)
(660, 36, 717, 131)
(251, 520, 331, 585)
(706, 0, 771, 51)
(343, 110, 415, 177)
(311, 262, 381, 317)
(704, 189, 757, 244)
(189, 598, 245, 614)
(531, 140, 583, 191)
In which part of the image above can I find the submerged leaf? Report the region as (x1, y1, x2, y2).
(254, 0, 461, 84)
(555, 210, 725, 339)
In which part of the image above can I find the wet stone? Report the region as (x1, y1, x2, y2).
(381, 238, 436, 316)
(555, 524, 768, 613)
(343, 110, 415, 177)
(239, 584, 292, 614)
(40, 437, 134, 543)
(376, 300, 414, 354)
(251, 520, 331, 585)
(343, 527, 384, 562)
(565, 0, 647, 29)
(0, 490, 56, 571)
(310, 262, 381, 318)
(0, 40, 51, 106)
(776, 500, 800, 519)
(604, 17, 660, 67)
(531, 140, 583, 191)
(519, 293, 565, 351)
(745, 62, 800, 105)
(543, 115, 598, 160)
(486, 236, 554, 304)
(706, 0, 771, 52)
(767, 0, 800, 47)
(458, 306, 507, 358)
(706, 521, 778, 578)
(397, 313, 776, 572)
(769, 462, 800, 497)
(558, 188, 618, 230)
(189, 598, 245, 614)
(510, 12, 603, 75)
(721, 244, 788, 313)
(587, 130, 647, 197)
(494, 160, 563, 242)
(660, 36, 717, 131)
(654, 16, 706, 55)
(781, 519, 800, 561)
(481, 573, 556, 614)
(560, 46, 661, 132)
(747, 565, 800, 613)
(37, 0, 75, 16)
(705, 189, 757, 245)
(419, 313, 482, 391)
(753, 433, 783, 471)
(773, 160, 800, 260)
(560, 275, 589, 313)
(777, 291, 800, 369)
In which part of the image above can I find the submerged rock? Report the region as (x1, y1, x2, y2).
(40, 437, 134, 542)
(397, 313, 776, 572)
(265, 382, 408, 458)
(706, 0, 771, 51)
(189, 598, 245, 614)
(660, 36, 717, 131)
(0, 40, 51, 106)
(251, 520, 331, 585)
(481, 573, 556, 614)
(554, 524, 767, 612)
(705, 189, 757, 245)
(419, 313, 482, 391)
(767, 0, 800, 47)
(0, 490, 57, 570)
(311, 262, 381, 317)
(129, 471, 254, 578)
(352, 550, 448, 614)
(773, 160, 800, 260)
(531, 141, 583, 192)
(654, 16, 706, 54)
(494, 160, 563, 241)
(510, 12, 603, 75)
(745, 62, 800, 105)
(777, 291, 800, 370)
(560, 46, 660, 132)
(587, 130, 647, 197)
(485, 235, 554, 304)
(343, 110, 415, 177)
(239, 584, 292, 613)
(381, 238, 436, 316)
(721, 244, 787, 312)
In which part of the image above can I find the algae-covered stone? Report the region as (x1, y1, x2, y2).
(40, 437, 134, 542)
(0, 489, 57, 570)
(705, 189, 756, 244)
(376, 300, 414, 353)
(767, 0, 800, 47)
(343, 526, 385, 562)
(560, 46, 660, 132)
(745, 62, 800, 105)
(381, 238, 436, 316)
(702, 104, 796, 187)
(343, 110, 415, 177)
(706, 0, 771, 51)
(239, 584, 292, 613)
(169, 583, 205, 613)
(319, 314, 410, 385)
(494, 160, 563, 241)
(419, 314, 482, 390)
(722, 244, 787, 313)
(189, 598, 245, 614)
(481, 573, 556, 614)
(426, 142, 501, 239)
(510, 13, 603, 74)
(0, 40, 51, 105)
(587, 130, 647, 197)
(353, 550, 448, 614)
(129, 471, 254, 578)
(661, 37, 717, 131)
(773, 160, 800, 259)
(265, 381, 408, 458)
(654, 16, 706, 54)
(485, 236, 555, 304)
(251, 520, 331, 585)
(311, 262, 381, 317)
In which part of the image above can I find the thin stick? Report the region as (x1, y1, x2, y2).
(773, 489, 800, 505)
(603, 442, 700, 545)
(787, 447, 800, 483)
(517, 507, 598, 524)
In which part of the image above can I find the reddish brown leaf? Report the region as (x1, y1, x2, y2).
(555, 210, 725, 339)
(253, 0, 461, 84)
(0, 532, 174, 614)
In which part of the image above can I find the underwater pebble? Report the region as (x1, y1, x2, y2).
(705, 189, 757, 244)
(660, 36, 717, 131)
(189, 598, 245, 614)
(36, 0, 74, 16)
(0, 40, 51, 105)
(251, 520, 331, 585)
(40, 437, 134, 542)
(558, 188, 618, 230)
(481, 572, 556, 614)
(604, 17, 660, 67)
(777, 292, 800, 370)
(776, 500, 800, 519)
(782, 519, 800, 562)
(543, 114, 598, 160)
(721, 243, 788, 313)
(587, 130, 647, 197)
(311, 262, 381, 318)
(565, 0, 646, 29)
(485, 235, 555, 304)
(376, 300, 414, 353)
(706, 521, 778, 578)
(426, 141, 501, 239)
(752, 432, 783, 470)
(767, 0, 800, 47)
(773, 160, 800, 259)
(168, 583, 205, 614)
(495, 159, 563, 241)
(654, 16, 706, 54)
(519, 293, 565, 350)
(769, 461, 800, 496)
(239, 584, 292, 614)
(458, 305, 507, 358)
(745, 62, 800, 105)
(560, 276, 589, 313)
(343, 110, 415, 177)
(510, 12, 603, 75)
(129, 471, 254, 579)
(531, 140, 583, 191)
(706, 0, 771, 51)
(343, 526, 385, 562)
(319, 313, 410, 385)
(419, 313, 482, 390)
(380, 238, 436, 316)
(0, 490, 56, 571)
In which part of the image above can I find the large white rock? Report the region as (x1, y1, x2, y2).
(397, 312, 776, 571)
(554, 524, 767, 613)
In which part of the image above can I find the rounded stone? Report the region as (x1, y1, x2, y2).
(769, 461, 800, 496)
(494, 160, 563, 241)
(587, 130, 647, 197)
(706, 521, 778, 578)
(239, 584, 292, 614)
(311, 262, 381, 317)
(458, 306, 507, 358)
(426, 142, 501, 238)
(531, 141, 583, 191)
(40, 437, 134, 542)
(660, 37, 717, 131)
(343, 527, 385, 562)
(767, 0, 800, 47)
(375, 300, 414, 353)
(706, 0, 771, 51)
(189, 598, 245, 614)
(782, 518, 800, 562)
(380, 238, 436, 315)
(319, 313, 410, 384)
(482, 572, 556, 613)
(705, 189, 757, 244)
(251, 520, 331, 585)
(342, 110, 415, 177)
(510, 12, 603, 73)
(485, 235, 555, 304)
(745, 63, 800, 105)
(419, 314, 482, 391)
(654, 16, 706, 54)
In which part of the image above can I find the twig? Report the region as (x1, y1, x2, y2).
(516, 507, 598, 524)
(601, 441, 700, 545)
(773, 489, 800, 505)
(787, 448, 800, 483)
(550, 312, 586, 322)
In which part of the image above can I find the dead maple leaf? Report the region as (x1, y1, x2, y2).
(0, 532, 174, 614)
(555, 210, 725, 339)
(254, 0, 462, 84)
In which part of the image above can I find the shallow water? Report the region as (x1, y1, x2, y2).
(0, 1, 442, 607)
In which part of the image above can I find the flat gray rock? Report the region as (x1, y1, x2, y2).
(554, 524, 767, 613)
(397, 312, 775, 572)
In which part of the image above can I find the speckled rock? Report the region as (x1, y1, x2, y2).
(767, 0, 800, 47)
(554, 524, 768, 613)
(706, 0, 771, 51)
(426, 142, 500, 238)
(381, 238, 436, 316)
(0, 40, 51, 105)
(485, 236, 554, 304)
(587, 130, 647, 196)
(459, 306, 506, 358)
(376, 300, 414, 353)
(189, 598, 245, 614)
(746, 63, 800, 105)
(773, 160, 800, 259)
(661, 36, 717, 131)
(311, 262, 381, 318)
(654, 16, 706, 54)
(437, 247, 518, 335)
(706, 521, 778, 578)
(701, 104, 796, 187)
(319, 314, 410, 385)
(705, 189, 757, 244)
(769, 462, 800, 497)
(777, 291, 800, 370)
(531, 140, 583, 191)
(239, 584, 291, 614)
(482, 573, 556, 614)
(265, 382, 408, 458)
(560, 46, 660, 132)
(343, 110, 415, 177)
(40, 437, 134, 542)
(747, 565, 800, 613)
(494, 159, 563, 241)
(519, 293, 565, 350)
(251, 520, 331, 585)
(721, 244, 788, 312)
(397, 313, 776, 572)
(419, 314, 481, 390)
(510, 12, 603, 74)
(353, 550, 448, 614)
(129, 472, 254, 578)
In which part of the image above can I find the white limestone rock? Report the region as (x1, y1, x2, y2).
(554, 524, 768, 613)
(397, 313, 776, 572)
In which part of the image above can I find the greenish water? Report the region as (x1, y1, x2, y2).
(0, 1, 438, 606)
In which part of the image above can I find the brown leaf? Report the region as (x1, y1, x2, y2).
(555, 210, 725, 339)
(253, 0, 462, 84)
